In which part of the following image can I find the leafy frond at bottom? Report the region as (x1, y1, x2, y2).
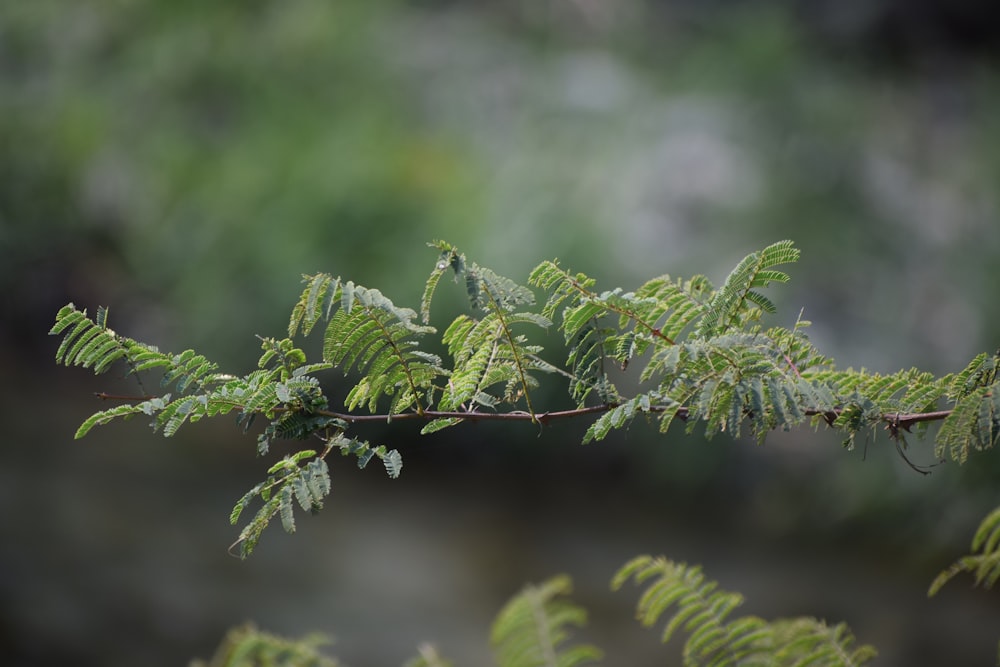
(612, 555, 876, 667)
(228, 434, 401, 559)
(929, 505, 1000, 597)
(191, 623, 340, 667)
(197, 554, 880, 667)
(228, 453, 332, 559)
(491, 575, 604, 667)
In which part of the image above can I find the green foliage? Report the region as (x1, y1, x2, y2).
(197, 556, 877, 667)
(490, 575, 602, 667)
(929, 506, 1000, 597)
(227, 453, 331, 558)
(50, 240, 1000, 560)
(51, 239, 1000, 663)
(935, 353, 1000, 463)
(429, 241, 554, 422)
(612, 555, 877, 667)
(191, 623, 340, 667)
(694, 240, 799, 338)
(529, 242, 846, 447)
(51, 305, 129, 374)
(929, 507, 1000, 664)
(51, 304, 399, 558)
(612, 555, 767, 664)
(404, 645, 454, 667)
(25, 2, 1000, 662)
(300, 278, 446, 415)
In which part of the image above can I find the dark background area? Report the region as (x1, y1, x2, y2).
(3, 1, 1000, 664)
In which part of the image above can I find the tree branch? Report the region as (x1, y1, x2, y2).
(314, 404, 620, 426)
(314, 403, 955, 433)
(90, 393, 956, 434)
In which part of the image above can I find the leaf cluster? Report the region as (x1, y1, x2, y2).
(51, 239, 1000, 661)
(195, 556, 874, 667)
(928, 507, 1000, 664)
(490, 575, 602, 667)
(192, 623, 340, 667)
(50, 240, 1000, 558)
(612, 556, 876, 667)
(930, 506, 1000, 597)
(50, 305, 401, 557)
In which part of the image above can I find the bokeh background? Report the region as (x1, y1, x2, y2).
(4, 1, 1000, 665)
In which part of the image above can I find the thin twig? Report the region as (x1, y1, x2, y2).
(313, 404, 626, 426)
(95, 392, 155, 401)
(91, 392, 955, 430)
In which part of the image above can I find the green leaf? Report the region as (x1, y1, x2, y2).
(230, 482, 267, 526)
(696, 240, 799, 337)
(305, 459, 331, 502)
(382, 449, 403, 479)
(420, 417, 464, 435)
(491, 574, 603, 667)
(319, 283, 442, 414)
(930, 506, 1000, 597)
(612, 555, 874, 666)
(288, 273, 339, 337)
(74, 403, 146, 439)
(279, 485, 296, 533)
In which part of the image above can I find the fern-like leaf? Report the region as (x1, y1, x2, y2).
(936, 384, 1000, 463)
(319, 283, 444, 414)
(421, 240, 465, 324)
(565, 321, 620, 405)
(74, 402, 150, 439)
(695, 240, 799, 338)
(433, 245, 554, 418)
(929, 506, 1000, 596)
(155, 395, 207, 436)
(51, 304, 122, 370)
(529, 261, 713, 404)
(51, 303, 172, 377)
(583, 394, 661, 443)
(228, 452, 331, 558)
(439, 312, 552, 413)
(770, 618, 878, 667)
(328, 433, 403, 479)
(631, 273, 713, 344)
(157, 348, 220, 393)
(464, 263, 535, 312)
(192, 623, 340, 667)
(612, 555, 769, 665)
(289, 275, 447, 415)
(471, 287, 548, 418)
(612, 555, 875, 667)
(947, 352, 999, 401)
(491, 575, 603, 667)
(288, 273, 340, 337)
(529, 260, 597, 322)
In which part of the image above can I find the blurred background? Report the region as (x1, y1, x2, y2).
(3, 0, 1000, 664)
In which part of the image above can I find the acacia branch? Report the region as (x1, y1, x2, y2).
(90, 393, 956, 434)
(314, 404, 617, 426)
(95, 392, 155, 401)
(565, 277, 676, 345)
(314, 403, 955, 433)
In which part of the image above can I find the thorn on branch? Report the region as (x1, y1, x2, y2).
(782, 352, 803, 379)
(886, 412, 901, 440)
(95, 392, 154, 402)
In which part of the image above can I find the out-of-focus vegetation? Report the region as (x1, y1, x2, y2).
(4, 1, 1000, 665)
